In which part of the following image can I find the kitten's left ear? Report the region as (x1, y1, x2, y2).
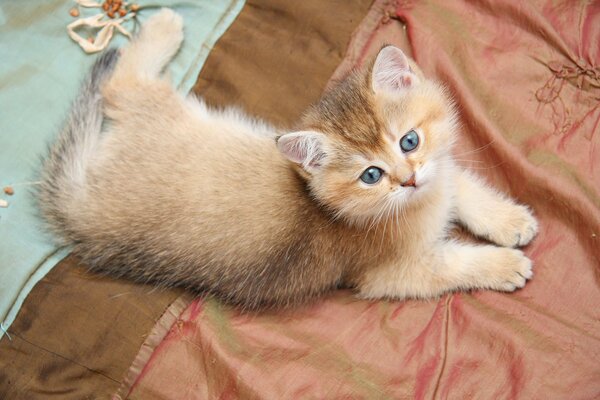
(277, 131, 328, 172)
(372, 46, 419, 94)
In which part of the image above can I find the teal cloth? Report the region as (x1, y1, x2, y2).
(0, 0, 245, 340)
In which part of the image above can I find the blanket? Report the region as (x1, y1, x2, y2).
(119, 0, 600, 398)
(2, 0, 598, 398)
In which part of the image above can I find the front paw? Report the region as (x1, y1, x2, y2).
(485, 204, 538, 248)
(486, 248, 534, 292)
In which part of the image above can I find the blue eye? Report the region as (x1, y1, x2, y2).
(400, 130, 419, 152)
(360, 167, 383, 184)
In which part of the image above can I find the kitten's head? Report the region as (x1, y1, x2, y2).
(277, 46, 457, 226)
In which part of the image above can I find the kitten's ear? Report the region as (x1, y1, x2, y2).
(371, 46, 419, 94)
(277, 131, 328, 171)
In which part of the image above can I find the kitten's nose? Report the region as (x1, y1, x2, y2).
(400, 173, 416, 187)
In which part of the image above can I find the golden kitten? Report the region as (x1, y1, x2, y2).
(38, 9, 538, 310)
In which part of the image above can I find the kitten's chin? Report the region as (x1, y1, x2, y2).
(337, 199, 411, 229)
(393, 181, 426, 201)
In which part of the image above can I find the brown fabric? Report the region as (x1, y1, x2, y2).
(0, 257, 182, 399)
(121, 0, 600, 399)
(0, 1, 373, 399)
(192, 0, 376, 126)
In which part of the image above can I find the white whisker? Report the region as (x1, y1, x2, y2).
(453, 140, 495, 157)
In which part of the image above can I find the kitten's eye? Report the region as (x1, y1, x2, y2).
(360, 167, 383, 185)
(400, 130, 419, 152)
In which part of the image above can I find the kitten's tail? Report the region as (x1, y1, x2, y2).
(37, 49, 119, 243)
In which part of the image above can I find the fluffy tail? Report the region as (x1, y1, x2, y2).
(37, 49, 119, 243)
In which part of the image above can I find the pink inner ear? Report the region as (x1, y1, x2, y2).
(278, 136, 305, 164)
(372, 46, 417, 93)
(277, 132, 326, 169)
(383, 46, 410, 70)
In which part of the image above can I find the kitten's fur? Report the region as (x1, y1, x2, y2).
(38, 10, 538, 310)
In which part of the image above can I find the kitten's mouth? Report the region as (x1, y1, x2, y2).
(406, 185, 419, 197)
(403, 181, 426, 197)
(405, 178, 421, 190)
(392, 185, 419, 199)
(391, 176, 427, 200)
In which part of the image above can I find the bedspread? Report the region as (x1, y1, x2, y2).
(119, 0, 600, 399)
(1, 0, 598, 399)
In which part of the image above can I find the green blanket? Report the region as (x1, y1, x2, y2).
(0, 0, 244, 340)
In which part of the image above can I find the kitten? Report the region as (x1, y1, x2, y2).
(38, 9, 538, 310)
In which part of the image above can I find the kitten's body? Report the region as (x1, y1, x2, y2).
(39, 10, 538, 310)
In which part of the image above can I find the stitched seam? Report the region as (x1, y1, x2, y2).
(431, 295, 452, 400)
(9, 332, 120, 384)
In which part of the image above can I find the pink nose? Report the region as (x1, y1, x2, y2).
(401, 174, 416, 187)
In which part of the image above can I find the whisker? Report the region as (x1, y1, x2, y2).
(455, 161, 507, 170)
(453, 140, 495, 157)
(394, 202, 401, 241)
(469, 164, 506, 170)
(383, 197, 396, 250)
(452, 159, 485, 163)
(440, 159, 504, 169)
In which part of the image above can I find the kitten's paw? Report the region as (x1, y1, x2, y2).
(141, 8, 184, 50)
(486, 205, 538, 248)
(488, 248, 533, 292)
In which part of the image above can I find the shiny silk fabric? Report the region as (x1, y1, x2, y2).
(119, 0, 600, 398)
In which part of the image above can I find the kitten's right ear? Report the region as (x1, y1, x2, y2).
(277, 131, 328, 171)
(372, 46, 419, 94)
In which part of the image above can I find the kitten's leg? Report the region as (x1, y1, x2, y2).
(110, 8, 184, 83)
(357, 242, 533, 300)
(102, 9, 186, 121)
(454, 170, 538, 247)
